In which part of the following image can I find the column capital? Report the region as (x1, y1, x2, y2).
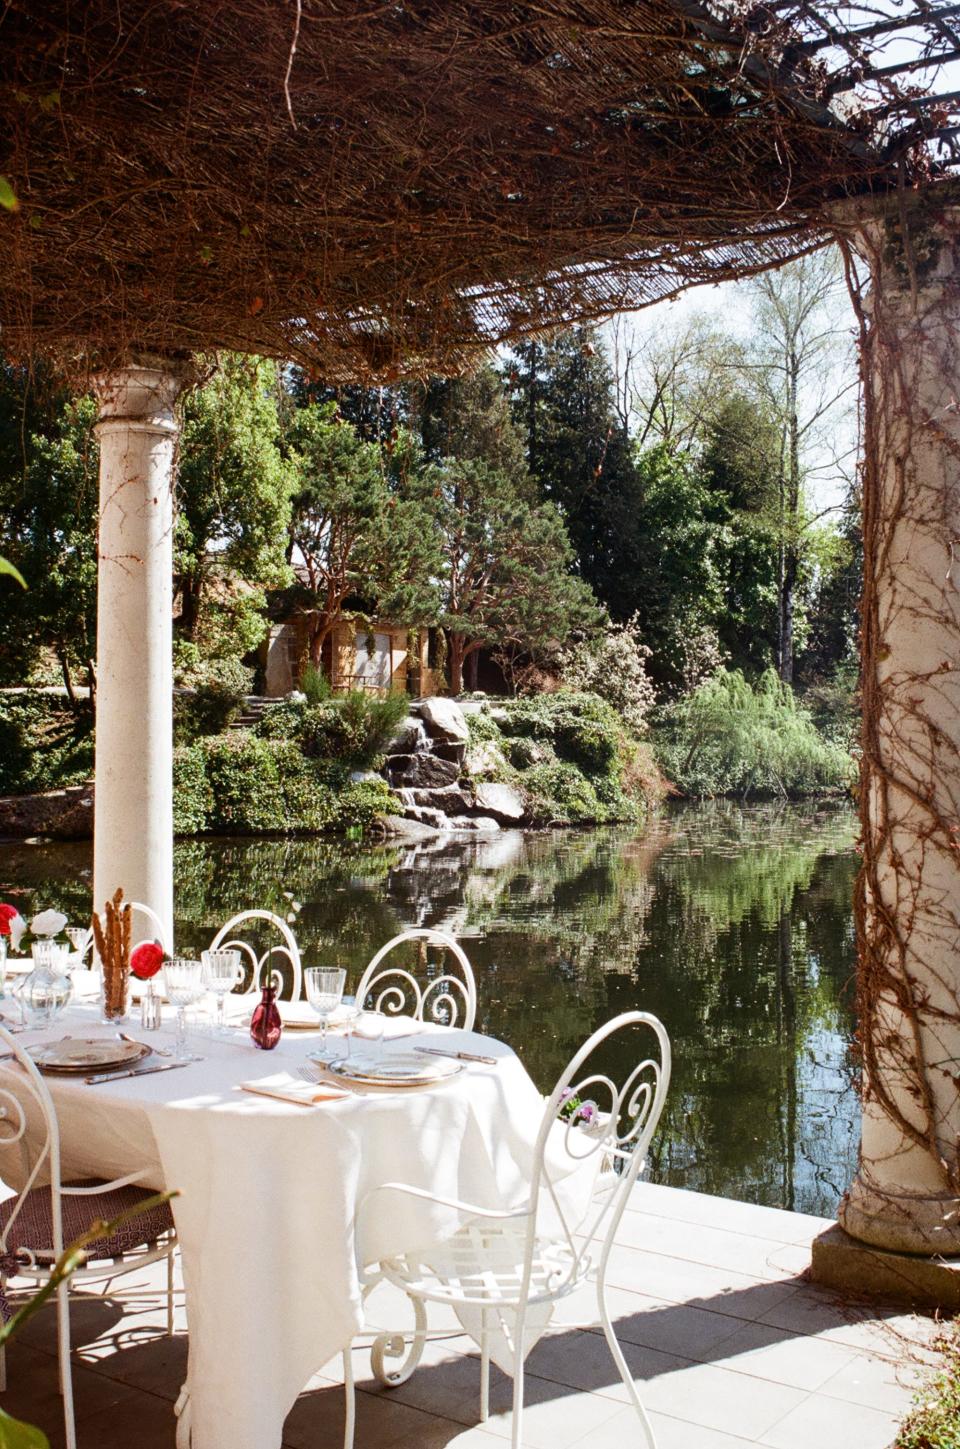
(92, 360, 191, 439)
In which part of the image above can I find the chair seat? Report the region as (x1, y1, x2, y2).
(378, 1219, 587, 1307)
(0, 1181, 175, 1278)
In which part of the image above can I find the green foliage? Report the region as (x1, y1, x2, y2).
(560, 615, 656, 736)
(300, 662, 331, 704)
(288, 402, 439, 659)
(172, 745, 211, 835)
(259, 689, 408, 770)
(423, 456, 599, 692)
(499, 691, 622, 770)
(175, 355, 295, 659)
(0, 1408, 49, 1447)
(523, 760, 605, 824)
(0, 693, 93, 794)
(202, 735, 282, 833)
(0, 368, 98, 689)
(896, 1323, 960, 1449)
(654, 669, 854, 797)
(174, 657, 252, 742)
(0, 557, 26, 588)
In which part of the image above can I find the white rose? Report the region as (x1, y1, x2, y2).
(30, 909, 68, 939)
(8, 913, 26, 951)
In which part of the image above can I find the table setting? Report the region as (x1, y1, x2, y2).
(0, 949, 576, 1449)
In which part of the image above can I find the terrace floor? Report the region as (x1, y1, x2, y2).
(2, 1182, 942, 1449)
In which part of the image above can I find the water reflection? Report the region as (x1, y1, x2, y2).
(0, 799, 859, 1215)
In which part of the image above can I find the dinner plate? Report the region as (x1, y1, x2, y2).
(26, 1037, 151, 1074)
(324, 1050, 463, 1087)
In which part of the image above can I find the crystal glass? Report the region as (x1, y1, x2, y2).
(65, 926, 91, 963)
(18, 940, 72, 1026)
(162, 958, 205, 1062)
(305, 967, 346, 1059)
(202, 949, 242, 1036)
(0, 936, 7, 1000)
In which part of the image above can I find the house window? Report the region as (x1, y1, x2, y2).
(354, 631, 391, 689)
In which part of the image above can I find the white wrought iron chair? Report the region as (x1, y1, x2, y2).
(0, 1024, 177, 1449)
(345, 1010, 671, 1449)
(355, 928, 477, 1031)
(85, 899, 173, 960)
(208, 909, 303, 1002)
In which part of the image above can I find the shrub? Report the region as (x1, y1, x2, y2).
(0, 692, 94, 795)
(174, 657, 252, 741)
(654, 668, 855, 798)
(522, 761, 604, 825)
(499, 691, 622, 772)
(172, 745, 211, 834)
(271, 689, 410, 769)
(201, 734, 282, 833)
(896, 1322, 960, 1449)
(300, 662, 332, 705)
(332, 778, 395, 832)
(559, 616, 657, 736)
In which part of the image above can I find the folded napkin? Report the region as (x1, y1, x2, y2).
(354, 1014, 424, 1041)
(238, 1072, 349, 1106)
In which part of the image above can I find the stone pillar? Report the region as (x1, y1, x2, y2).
(838, 200, 960, 1254)
(92, 363, 185, 946)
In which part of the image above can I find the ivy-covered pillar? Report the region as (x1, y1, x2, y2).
(92, 362, 186, 946)
(838, 199, 960, 1254)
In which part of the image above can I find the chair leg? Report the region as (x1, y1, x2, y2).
(0, 1342, 6, 1394)
(510, 1319, 525, 1449)
(166, 1248, 176, 1337)
(597, 1276, 657, 1449)
(342, 1347, 356, 1449)
(479, 1308, 490, 1422)
(56, 1279, 77, 1449)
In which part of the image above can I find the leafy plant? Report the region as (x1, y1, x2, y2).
(300, 662, 331, 705)
(654, 668, 854, 798)
(896, 1322, 960, 1448)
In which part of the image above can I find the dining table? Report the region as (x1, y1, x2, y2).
(0, 1000, 585, 1449)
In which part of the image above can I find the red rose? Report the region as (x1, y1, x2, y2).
(130, 940, 165, 980)
(0, 904, 19, 937)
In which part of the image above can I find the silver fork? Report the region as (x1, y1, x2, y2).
(297, 1063, 353, 1091)
(119, 1031, 172, 1058)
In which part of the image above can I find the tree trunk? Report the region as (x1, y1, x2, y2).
(57, 649, 78, 710)
(448, 632, 465, 695)
(466, 650, 480, 692)
(779, 547, 798, 685)
(178, 572, 203, 641)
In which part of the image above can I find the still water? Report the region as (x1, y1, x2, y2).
(0, 799, 860, 1216)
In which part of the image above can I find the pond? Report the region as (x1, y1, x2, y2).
(0, 798, 860, 1217)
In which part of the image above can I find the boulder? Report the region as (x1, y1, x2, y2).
(396, 753, 460, 789)
(474, 782, 526, 823)
(385, 716, 428, 756)
(489, 707, 510, 728)
(406, 786, 474, 814)
(449, 815, 500, 834)
(465, 740, 507, 779)
(420, 696, 470, 745)
(380, 814, 441, 840)
(348, 769, 381, 785)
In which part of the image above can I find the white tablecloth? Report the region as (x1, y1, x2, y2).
(0, 1006, 579, 1449)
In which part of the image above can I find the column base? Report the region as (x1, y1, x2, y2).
(839, 1172, 960, 1255)
(812, 1223, 960, 1310)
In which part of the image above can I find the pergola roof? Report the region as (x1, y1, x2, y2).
(1, 0, 958, 381)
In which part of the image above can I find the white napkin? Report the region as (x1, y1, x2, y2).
(354, 1014, 424, 1040)
(238, 1072, 349, 1106)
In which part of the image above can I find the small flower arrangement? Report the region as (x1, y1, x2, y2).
(0, 905, 68, 954)
(130, 940, 167, 980)
(558, 1086, 596, 1125)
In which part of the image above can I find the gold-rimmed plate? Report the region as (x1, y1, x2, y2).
(323, 1050, 462, 1088)
(26, 1038, 151, 1074)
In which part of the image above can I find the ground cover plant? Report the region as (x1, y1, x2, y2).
(896, 1321, 960, 1449)
(0, 692, 93, 796)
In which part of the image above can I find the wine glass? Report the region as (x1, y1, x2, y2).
(305, 967, 346, 1059)
(202, 949, 242, 1036)
(162, 958, 205, 1062)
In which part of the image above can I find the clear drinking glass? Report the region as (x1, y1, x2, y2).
(162, 958, 205, 1062)
(305, 967, 346, 1059)
(202, 949, 242, 1036)
(65, 927, 91, 965)
(356, 1010, 385, 1067)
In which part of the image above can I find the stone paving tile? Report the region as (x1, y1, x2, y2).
(583, 1290, 751, 1361)
(0, 1339, 145, 1445)
(756, 1282, 941, 1358)
(640, 1358, 808, 1440)
(604, 1243, 804, 1320)
(571, 1403, 766, 1449)
(629, 1182, 833, 1246)
(708, 1319, 861, 1391)
(817, 1349, 929, 1414)
(615, 1210, 814, 1282)
(759, 1390, 903, 1449)
(475, 1370, 628, 1449)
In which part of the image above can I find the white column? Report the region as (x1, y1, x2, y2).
(838, 204, 960, 1254)
(93, 363, 185, 947)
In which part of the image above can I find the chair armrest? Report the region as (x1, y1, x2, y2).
(62, 1170, 152, 1195)
(360, 1180, 531, 1223)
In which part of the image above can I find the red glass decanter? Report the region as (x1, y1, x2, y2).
(250, 974, 282, 1050)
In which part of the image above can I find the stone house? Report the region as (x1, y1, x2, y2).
(260, 611, 440, 698)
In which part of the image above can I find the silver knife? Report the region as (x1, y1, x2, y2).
(85, 1061, 191, 1086)
(414, 1045, 499, 1066)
